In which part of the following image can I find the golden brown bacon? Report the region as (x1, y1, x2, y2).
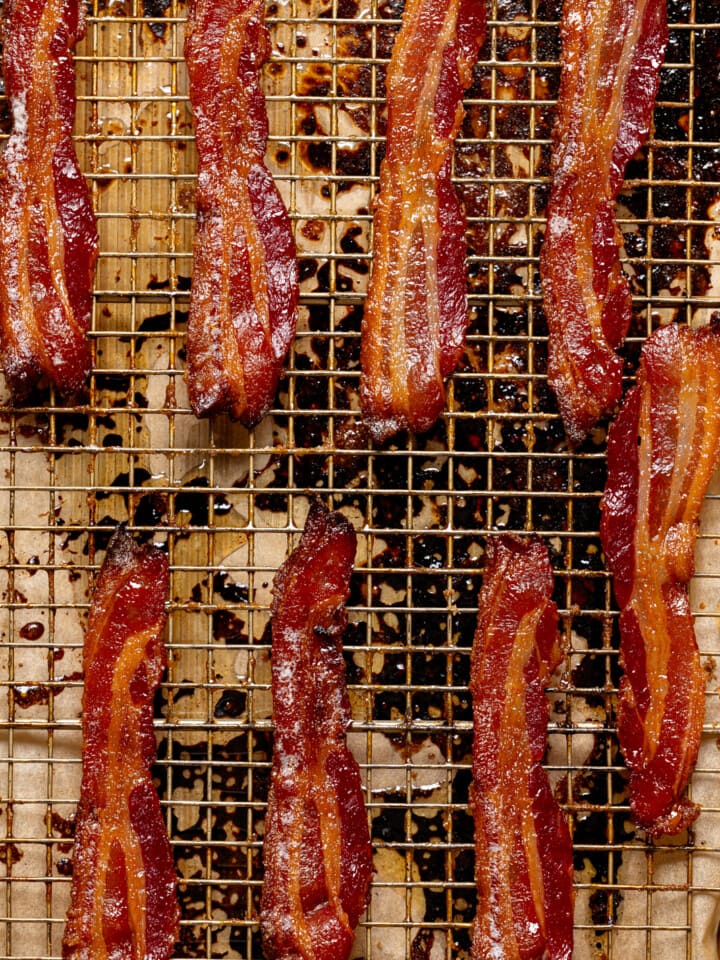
(540, 0, 667, 444)
(63, 527, 178, 960)
(600, 323, 720, 837)
(359, 0, 486, 443)
(471, 535, 573, 960)
(260, 501, 372, 960)
(184, 0, 298, 426)
(0, 0, 98, 401)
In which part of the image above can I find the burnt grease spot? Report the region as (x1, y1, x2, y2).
(143, 0, 171, 39)
(19, 621, 44, 640)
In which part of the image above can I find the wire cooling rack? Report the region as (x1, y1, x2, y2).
(0, 0, 719, 957)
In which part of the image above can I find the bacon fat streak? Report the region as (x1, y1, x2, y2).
(540, 0, 667, 444)
(62, 527, 178, 960)
(0, 0, 98, 400)
(471, 535, 573, 960)
(260, 501, 372, 960)
(359, 0, 486, 443)
(184, 0, 299, 426)
(600, 323, 720, 837)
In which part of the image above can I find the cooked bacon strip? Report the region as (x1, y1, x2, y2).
(184, 0, 298, 426)
(62, 527, 178, 960)
(359, 0, 486, 443)
(260, 501, 372, 960)
(0, 0, 98, 400)
(600, 323, 720, 837)
(540, 0, 668, 444)
(471, 535, 573, 960)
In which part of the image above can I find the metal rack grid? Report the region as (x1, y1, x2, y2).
(0, 0, 719, 957)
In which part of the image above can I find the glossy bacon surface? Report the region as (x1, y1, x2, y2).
(471, 535, 573, 960)
(63, 527, 178, 960)
(0, 0, 98, 401)
(260, 501, 372, 960)
(600, 323, 720, 837)
(359, 0, 485, 443)
(540, 0, 667, 444)
(184, 0, 298, 426)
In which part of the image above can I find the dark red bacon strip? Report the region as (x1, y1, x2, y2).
(63, 527, 178, 960)
(0, 0, 98, 401)
(600, 323, 720, 837)
(184, 0, 298, 426)
(260, 501, 372, 960)
(540, 0, 667, 444)
(471, 535, 573, 960)
(360, 0, 486, 443)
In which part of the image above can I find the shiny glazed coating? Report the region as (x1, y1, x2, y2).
(360, 0, 486, 443)
(184, 0, 299, 426)
(260, 501, 372, 960)
(62, 526, 178, 960)
(600, 322, 720, 838)
(540, 0, 667, 444)
(471, 535, 574, 960)
(0, 0, 98, 400)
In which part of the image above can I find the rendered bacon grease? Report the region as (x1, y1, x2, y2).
(600, 323, 720, 838)
(260, 501, 372, 960)
(184, 0, 299, 426)
(360, 0, 486, 443)
(62, 527, 178, 960)
(0, 0, 98, 400)
(540, 0, 667, 444)
(471, 535, 573, 960)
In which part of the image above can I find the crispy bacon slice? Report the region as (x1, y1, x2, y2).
(471, 534, 573, 960)
(0, 0, 98, 401)
(359, 0, 486, 443)
(600, 323, 720, 837)
(62, 527, 178, 960)
(540, 0, 668, 445)
(184, 0, 299, 426)
(260, 501, 372, 960)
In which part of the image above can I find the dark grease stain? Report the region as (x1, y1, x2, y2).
(213, 572, 249, 604)
(12, 684, 51, 708)
(19, 621, 44, 640)
(214, 690, 247, 718)
(143, 0, 171, 39)
(212, 610, 247, 646)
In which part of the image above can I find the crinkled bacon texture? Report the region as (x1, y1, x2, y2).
(359, 0, 485, 443)
(184, 0, 299, 426)
(600, 323, 720, 837)
(540, 0, 667, 445)
(471, 535, 573, 960)
(260, 501, 372, 960)
(62, 527, 178, 960)
(0, 0, 98, 401)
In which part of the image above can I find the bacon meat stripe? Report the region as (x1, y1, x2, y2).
(260, 501, 372, 960)
(184, 0, 299, 427)
(471, 534, 573, 960)
(0, 0, 98, 401)
(359, 0, 486, 443)
(62, 527, 178, 960)
(600, 322, 720, 838)
(540, 0, 668, 445)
